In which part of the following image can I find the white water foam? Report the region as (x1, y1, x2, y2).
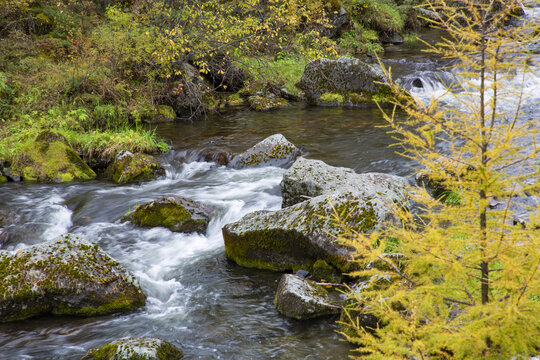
(72, 164, 284, 318)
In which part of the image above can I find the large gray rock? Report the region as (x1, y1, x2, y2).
(274, 274, 343, 320)
(0, 234, 146, 322)
(81, 338, 183, 360)
(124, 196, 213, 234)
(281, 157, 409, 208)
(229, 134, 301, 169)
(223, 187, 401, 273)
(297, 57, 393, 106)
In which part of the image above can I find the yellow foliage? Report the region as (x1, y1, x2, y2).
(339, 1, 540, 359)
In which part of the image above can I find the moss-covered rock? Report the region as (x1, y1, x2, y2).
(9, 131, 96, 183)
(311, 259, 342, 283)
(106, 151, 165, 185)
(281, 157, 409, 208)
(0, 234, 146, 322)
(274, 274, 343, 320)
(297, 57, 396, 107)
(223, 187, 399, 273)
(81, 337, 183, 360)
(248, 95, 288, 111)
(229, 134, 301, 169)
(223, 157, 410, 274)
(124, 196, 213, 233)
(154, 105, 177, 122)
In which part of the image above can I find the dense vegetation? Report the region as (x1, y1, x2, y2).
(339, 1, 539, 359)
(0, 0, 421, 174)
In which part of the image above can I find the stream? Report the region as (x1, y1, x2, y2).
(0, 12, 538, 359)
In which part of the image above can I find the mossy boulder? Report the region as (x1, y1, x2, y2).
(229, 134, 301, 169)
(81, 337, 183, 360)
(106, 151, 165, 185)
(153, 105, 177, 123)
(297, 57, 394, 107)
(281, 157, 409, 208)
(0, 234, 146, 322)
(223, 187, 400, 273)
(124, 196, 213, 234)
(274, 274, 343, 320)
(248, 95, 288, 112)
(9, 131, 96, 183)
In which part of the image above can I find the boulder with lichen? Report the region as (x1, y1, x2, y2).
(124, 196, 213, 233)
(8, 131, 96, 182)
(81, 337, 183, 360)
(229, 134, 300, 169)
(106, 151, 164, 185)
(0, 234, 146, 322)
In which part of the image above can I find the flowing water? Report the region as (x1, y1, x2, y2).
(0, 106, 408, 360)
(0, 13, 538, 359)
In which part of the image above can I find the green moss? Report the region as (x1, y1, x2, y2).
(155, 105, 176, 121)
(347, 92, 368, 104)
(0, 176, 7, 183)
(156, 342, 184, 359)
(81, 343, 120, 360)
(223, 227, 315, 272)
(108, 153, 163, 184)
(129, 201, 206, 233)
(240, 143, 296, 167)
(0, 236, 146, 322)
(10, 131, 96, 182)
(249, 95, 288, 111)
(320, 92, 344, 104)
(75, 295, 144, 317)
(311, 259, 342, 283)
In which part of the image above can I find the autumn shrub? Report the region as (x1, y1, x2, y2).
(339, 1, 540, 359)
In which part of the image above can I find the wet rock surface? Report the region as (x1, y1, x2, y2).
(274, 274, 343, 320)
(297, 57, 392, 106)
(106, 151, 165, 185)
(229, 134, 301, 169)
(281, 157, 409, 208)
(125, 196, 213, 233)
(81, 337, 183, 360)
(223, 189, 402, 273)
(0, 234, 146, 322)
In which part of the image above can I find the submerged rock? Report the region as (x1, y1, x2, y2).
(0, 234, 146, 322)
(106, 151, 165, 185)
(274, 274, 343, 320)
(8, 131, 96, 182)
(81, 337, 183, 360)
(297, 57, 394, 107)
(281, 157, 409, 208)
(229, 134, 301, 169)
(125, 196, 213, 233)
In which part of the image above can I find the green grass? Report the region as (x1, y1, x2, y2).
(0, 109, 168, 164)
(344, 0, 405, 34)
(234, 56, 307, 95)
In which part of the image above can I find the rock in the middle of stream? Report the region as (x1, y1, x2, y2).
(0, 234, 146, 322)
(229, 134, 301, 169)
(124, 196, 213, 233)
(222, 157, 410, 274)
(274, 274, 344, 320)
